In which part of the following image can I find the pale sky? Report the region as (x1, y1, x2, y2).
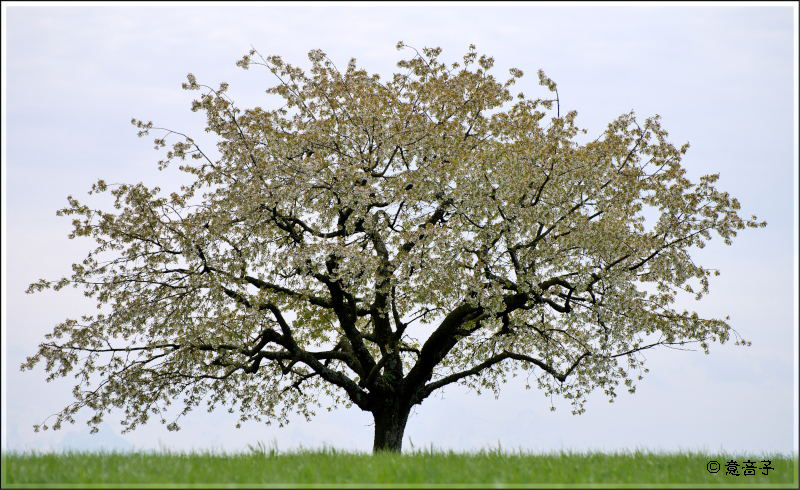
(2, 2, 797, 455)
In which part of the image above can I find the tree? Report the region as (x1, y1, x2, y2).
(23, 43, 764, 453)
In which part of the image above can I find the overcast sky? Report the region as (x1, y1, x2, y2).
(2, 2, 797, 455)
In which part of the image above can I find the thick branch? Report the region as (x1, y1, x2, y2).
(403, 292, 530, 393)
(414, 350, 591, 404)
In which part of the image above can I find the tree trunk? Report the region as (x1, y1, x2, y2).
(372, 399, 410, 453)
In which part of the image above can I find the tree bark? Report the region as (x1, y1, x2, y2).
(371, 399, 411, 453)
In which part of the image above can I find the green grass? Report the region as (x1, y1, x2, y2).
(2, 449, 797, 488)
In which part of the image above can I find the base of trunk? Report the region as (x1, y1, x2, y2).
(372, 401, 410, 453)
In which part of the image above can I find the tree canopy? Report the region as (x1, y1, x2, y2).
(24, 43, 764, 452)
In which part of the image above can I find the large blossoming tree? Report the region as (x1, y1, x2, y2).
(24, 44, 763, 452)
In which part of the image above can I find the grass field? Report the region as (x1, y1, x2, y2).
(2, 449, 797, 488)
